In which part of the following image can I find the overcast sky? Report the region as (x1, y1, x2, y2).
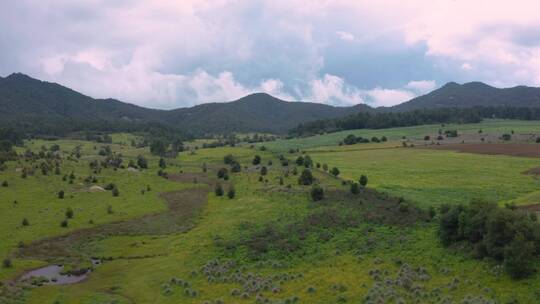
(1, 0, 540, 109)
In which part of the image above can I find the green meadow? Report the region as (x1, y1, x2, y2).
(1, 120, 540, 303)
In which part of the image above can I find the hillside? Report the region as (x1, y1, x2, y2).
(0, 73, 370, 135)
(391, 81, 540, 111)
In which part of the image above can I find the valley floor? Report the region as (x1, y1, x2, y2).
(1, 122, 540, 303)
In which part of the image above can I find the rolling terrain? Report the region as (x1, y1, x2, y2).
(1, 120, 539, 303)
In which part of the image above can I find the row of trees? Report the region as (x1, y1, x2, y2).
(290, 106, 540, 136)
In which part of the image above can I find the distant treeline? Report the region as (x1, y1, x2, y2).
(0, 117, 192, 143)
(289, 106, 540, 136)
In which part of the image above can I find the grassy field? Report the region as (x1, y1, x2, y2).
(262, 119, 540, 152)
(1, 120, 540, 303)
(309, 146, 540, 207)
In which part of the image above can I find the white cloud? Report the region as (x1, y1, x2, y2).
(336, 31, 355, 41)
(2, 0, 540, 108)
(305, 74, 365, 106)
(365, 88, 416, 107)
(405, 80, 437, 93)
(461, 63, 473, 70)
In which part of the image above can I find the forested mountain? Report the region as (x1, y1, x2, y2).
(0, 73, 370, 135)
(3, 73, 540, 137)
(391, 81, 540, 111)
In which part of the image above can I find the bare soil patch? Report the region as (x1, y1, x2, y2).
(522, 167, 540, 176)
(423, 143, 540, 158)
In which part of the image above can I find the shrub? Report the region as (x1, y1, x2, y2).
(230, 161, 241, 173)
(159, 158, 167, 169)
(381, 136, 388, 142)
(58, 190, 65, 199)
(223, 154, 235, 164)
(279, 177, 284, 185)
(310, 185, 324, 201)
(371, 136, 380, 143)
(359, 175, 368, 187)
(501, 133, 511, 141)
(330, 167, 340, 177)
(303, 155, 313, 168)
(295, 156, 304, 166)
(260, 166, 268, 176)
(504, 233, 535, 279)
(217, 168, 229, 179)
(227, 186, 235, 199)
(2, 258, 12, 268)
(112, 186, 120, 197)
(215, 183, 224, 196)
(202, 163, 207, 172)
(424, 135, 430, 141)
(298, 169, 314, 185)
(104, 183, 116, 190)
(350, 182, 360, 194)
(60, 219, 68, 227)
(1, 180, 7, 187)
(322, 163, 328, 172)
(137, 155, 148, 169)
(22, 218, 29, 226)
(252, 155, 261, 165)
(65, 207, 74, 219)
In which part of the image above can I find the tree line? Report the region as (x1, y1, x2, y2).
(289, 106, 540, 136)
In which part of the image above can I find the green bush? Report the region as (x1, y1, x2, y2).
(298, 169, 314, 185)
(310, 185, 324, 201)
(215, 183, 224, 196)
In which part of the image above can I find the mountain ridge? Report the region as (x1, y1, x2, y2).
(3, 73, 540, 135)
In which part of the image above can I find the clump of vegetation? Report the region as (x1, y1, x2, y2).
(438, 200, 539, 278)
(2, 258, 12, 268)
(298, 169, 314, 185)
(1, 180, 8, 187)
(215, 183, 224, 196)
(252, 155, 261, 165)
(227, 185, 236, 199)
(310, 185, 324, 201)
(58, 190, 65, 199)
(65, 207, 74, 219)
(22, 218, 29, 226)
(60, 219, 69, 228)
(350, 182, 360, 194)
(331, 167, 340, 177)
(359, 175, 368, 187)
(112, 186, 120, 197)
(260, 166, 268, 176)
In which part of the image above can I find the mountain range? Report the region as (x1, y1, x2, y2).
(2, 73, 540, 135)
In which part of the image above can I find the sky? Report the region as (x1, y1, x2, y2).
(1, 0, 540, 109)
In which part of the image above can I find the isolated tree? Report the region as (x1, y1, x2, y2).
(230, 161, 241, 173)
(322, 163, 328, 172)
(215, 183, 224, 196)
(159, 158, 167, 169)
(65, 207, 74, 219)
(295, 156, 304, 166)
(359, 175, 368, 187)
(217, 168, 229, 179)
(303, 155, 313, 168)
(330, 167, 340, 177)
(112, 186, 120, 197)
(252, 155, 261, 166)
(137, 155, 148, 169)
(227, 185, 236, 199)
(350, 182, 360, 195)
(298, 169, 314, 185)
(310, 185, 324, 201)
(3, 258, 12, 268)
